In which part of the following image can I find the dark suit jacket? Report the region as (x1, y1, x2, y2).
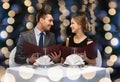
(15, 29, 56, 64)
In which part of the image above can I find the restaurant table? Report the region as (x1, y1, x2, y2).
(4, 65, 111, 82)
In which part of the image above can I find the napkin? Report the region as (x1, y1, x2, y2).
(33, 55, 53, 65)
(64, 54, 85, 65)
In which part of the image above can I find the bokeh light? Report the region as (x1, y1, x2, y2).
(18, 67, 35, 79)
(27, 6, 35, 13)
(6, 25, 14, 33)
(104, 46, 112, 54)
(104, 32, 113, 40)
(7, 17, 15, 24)
(48, 67, 63, 81)
(110, 38, 119, 46)
(24, 0, 32, 7)
(2, 2, 10, 9)
(108, 8, 116, 16)
(35, 77, 50, 82)
(66, 68, 81, 80)
(103, 16, 110, 24)
(26, 22, 34, 30)
(108, 1, 117, 8)
(82, 71, 96, 80)
(110, 54, 118, 63)
(8, 10, 16, 17)
(0, 31, 8, 39)
(103, 24, 111, 31)
(99, 77, 112, 82)
(1, 47, 9, 56)
(4, 73, 16, 82)
(6, 39, 14, 46)
(107, 59, 114, 67)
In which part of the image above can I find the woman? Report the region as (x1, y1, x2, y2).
(65, 12, 97, 66)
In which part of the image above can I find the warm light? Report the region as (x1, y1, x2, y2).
(103, 17, 110, 24)
(110, 54, 118, 63)
(71, 5, 78, 13)
(63, 19, 70, 27)
(28, 15, 35, 22)
(110, 38, 119, 46)
(104, 46, 112, 54)
(62, 9, 70, 17)
(8, 10, 16, 17)
(0, 31, 8, 39)
(6, 39, 14, 46)
(18, 66, 35, 79)
(99, 77, 112, 82)
(59, 15, 65, 21)
(1, 47, 9, 55)
(59, 6, 66, 12)
(3, 50, 10, 58)
(0, 66, 6, 81)
(106, 59, 114, 66)
(36, 3, 42, 10)
(1, 0, 9, 2)
(24, 0, 32, 7)
(66, 68, 81, 80)
(35, 77, 50, 82)
(48, 67, 63, 81)
(108, 8, 116, 16)
(6, 25, 14, 33)
(104, 32, 112, 40)
(27, 6, 35, 13)
(38, 0, 46, 3)
(82, 71, 96, 80)
(2, 2, 10, 9)
(106, 67, 114, 74)
(103, 24, 111, 31)
(7, 17, 15, 24)
(26, 22, 34, 29)
(5, 59, 9, 65)
(4, 73, 16, 82)
(58, 0, 65, 6)
(108, 1, 117, 8)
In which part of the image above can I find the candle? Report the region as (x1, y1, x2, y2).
(66, 37, 69, 47)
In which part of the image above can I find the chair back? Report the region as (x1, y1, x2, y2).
(9, 47, 21, 67)
(95, 49, 102, 67)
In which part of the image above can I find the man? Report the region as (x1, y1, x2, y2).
(15, 9, 61, 65)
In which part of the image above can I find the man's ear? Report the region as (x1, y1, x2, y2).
(39, 18, 44, 23)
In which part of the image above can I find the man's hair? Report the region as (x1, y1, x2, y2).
(36, 9, 51, 23)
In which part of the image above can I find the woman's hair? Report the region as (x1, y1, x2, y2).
(72, 12, 90, 32)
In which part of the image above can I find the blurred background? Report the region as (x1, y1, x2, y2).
(0, 0, 120, 82)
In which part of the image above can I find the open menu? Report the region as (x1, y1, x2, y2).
(23, 41, 97, 59)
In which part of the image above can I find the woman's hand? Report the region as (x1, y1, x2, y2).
(82, 51, 96, 66)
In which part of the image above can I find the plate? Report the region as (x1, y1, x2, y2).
(62, 64, 85, 68)
(33, 64, 55, 68)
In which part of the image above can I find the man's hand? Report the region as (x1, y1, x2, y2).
(49, 51, 61, 63)
(28, 53, 37, 64)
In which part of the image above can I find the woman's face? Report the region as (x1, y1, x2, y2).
(70, 18, 81, 33)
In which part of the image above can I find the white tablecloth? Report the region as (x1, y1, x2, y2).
(4, 65, 111, 82)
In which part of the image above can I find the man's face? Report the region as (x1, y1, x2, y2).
(40, 14, 54, 31)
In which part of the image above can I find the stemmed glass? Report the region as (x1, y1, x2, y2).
(72, 47, 77, 54)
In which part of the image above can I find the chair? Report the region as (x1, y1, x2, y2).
(95, 49, 102, 67)
(9, 47, 21, 67)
